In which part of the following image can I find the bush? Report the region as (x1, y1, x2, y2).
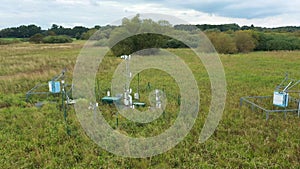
(266, 39, 294, 50)
(163, 39, 187, 48)
(80, 29, 97, 40)
(254, 32, 300, 51)
(29, 33, 45, 43)
(42, 35, 73, 43)
(234, 31, 257, 53)
(206, 32, 237, 54)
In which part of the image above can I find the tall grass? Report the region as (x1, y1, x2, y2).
(0, 42, 300, 168)
(0, 38, 22, 45)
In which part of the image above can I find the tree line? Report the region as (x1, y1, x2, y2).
(0, 24, 116, 39)
(94, 15, 300, 55)
(204, 30, 300, 53)
(175, 24, 300, 33)
(0, 17, 299, 54)
(0, 24, 88, 38)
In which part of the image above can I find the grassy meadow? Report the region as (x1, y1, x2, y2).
(0, 41, 300, 168)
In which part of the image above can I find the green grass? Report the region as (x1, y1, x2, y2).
(0, 38, 23, 45)
(1, 42, 300, 168)
(0, 38, 25, 40)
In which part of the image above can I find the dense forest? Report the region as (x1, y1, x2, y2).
(1, 16, 299, 54)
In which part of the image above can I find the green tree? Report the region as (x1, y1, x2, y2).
(81, 28, 113, 40)
(46, 30, 56, 36)
(254, 32, 300, 51)
(72, 26, 89, 38)
(266, 39, 289, 50)
(253, 32, 270, 51)
(109, 14, 171, 56)
(0, 24, 43, 38)
(80, 29, 97, 40)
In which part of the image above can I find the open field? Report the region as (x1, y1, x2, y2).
(0, 42, 300, 168)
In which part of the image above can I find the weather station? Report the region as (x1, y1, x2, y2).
(25, 69, 74, 134)
(101, 55, 148, 108)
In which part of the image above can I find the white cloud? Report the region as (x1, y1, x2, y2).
(54, 0, 87, 5)
(116, 3, 300, 27)
(0, 0, 299, 29)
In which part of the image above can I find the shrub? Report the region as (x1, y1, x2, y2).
(163, 39, 187, 48)
(266, 39, 294, 50)
(29, 33, 45, 44)
(206, 32, 237, 54)
(254, 33, 300, 51)
(234, 31, 257, 53)
(42, 35, 73, 43)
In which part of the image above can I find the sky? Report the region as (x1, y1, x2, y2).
(0, 0, 299, 29)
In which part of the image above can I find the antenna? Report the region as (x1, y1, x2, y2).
(283, 81, 293, 92)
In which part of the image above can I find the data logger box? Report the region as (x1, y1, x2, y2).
(273, 91, 289, 108)
(48, 81, 61, 93)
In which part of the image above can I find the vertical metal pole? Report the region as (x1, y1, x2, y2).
(298, 100, 300, 118)
(62, 80, 70, 135)
(116, 112, 119, 128)
(239, 98, 243, 107)
(284, 111, 287, 119)
(147, 82, 151, 90)
(26, 94, 29, 102)
(137, 73, 140, 97)
(63, 91, 67, 122)
(61, 84, 64, 114)
(126, 56, 130, 92)
(97, 79, 100, 101)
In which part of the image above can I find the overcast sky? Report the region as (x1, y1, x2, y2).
(1, 0, 299, 29)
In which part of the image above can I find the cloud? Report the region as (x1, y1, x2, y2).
(164, 0, 300, 19)
(0, 0, 299, 29)
(112, 2, 300, 27)
(54, 0, 87, 5)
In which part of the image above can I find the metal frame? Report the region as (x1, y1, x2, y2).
(25, 69, 73, 103)
(240, 74, 300, 120)
(25, 69, 73, 135)
(240, 95, 300, 120)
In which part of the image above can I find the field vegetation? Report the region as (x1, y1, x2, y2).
(0, 41, 300, 168)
